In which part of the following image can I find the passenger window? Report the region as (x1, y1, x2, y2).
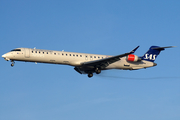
(39, 51, 40, 53)
(32, 51, 33, 53)
(98, 56, 100, 59)
(76, 55, 78, 57)
(43, 52, 44, 54)
(62, 53, 64, 55)
(73, 54, 75, 56)
(94, 56, 96, 58)
(66, 54, 68, 56)
(69, 54, 71, 56)
(35, 51, 37, 53)
(90, 56, 92, 58)
(58, 53, 60, 55)
(47, 52, 48, 54)
(102, 57, 103, 59)
(54, 53, 56, 55)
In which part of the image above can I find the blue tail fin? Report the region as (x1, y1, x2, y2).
(141, 46, 163, 62)
(141, 46, 175, 62)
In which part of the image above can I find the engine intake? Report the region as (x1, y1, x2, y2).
(126, 54, 141, 62)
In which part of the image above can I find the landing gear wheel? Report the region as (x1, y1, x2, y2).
(95, 69, 101, 74)
(11, 60, 15, 67)
(95, 68, 101, 74)
(88, 73, 93, 78)
(11, 63, 14, 67)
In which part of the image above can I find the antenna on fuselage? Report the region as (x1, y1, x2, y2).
(34, 47, 36, 49)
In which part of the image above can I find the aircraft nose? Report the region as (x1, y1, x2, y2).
(2, 54, 6, 58)
(2, 53, 10, 61)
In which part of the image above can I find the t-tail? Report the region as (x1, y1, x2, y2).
(141, 46, 176, 62)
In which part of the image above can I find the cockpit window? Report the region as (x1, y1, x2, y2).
(11, 49, 21, 51)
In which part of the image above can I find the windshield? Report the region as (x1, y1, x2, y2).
(11, 49, 21, 51)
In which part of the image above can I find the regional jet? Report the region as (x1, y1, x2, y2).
(2, 46, 175, 78)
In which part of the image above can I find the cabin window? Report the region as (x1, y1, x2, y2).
(62, 53, 64, 55)
(43, 52, 44, 54)
(54, 53, 56, 55)
(73, 54, 75, 56)
(66, 54, 68, 56)
(58, 53, 60, 55)
(35, 51, 37, 53)
(102, 57, 103, 59)
(94, 56, 96, 58)
(69, 54, 71, 56)
(76, 55, 78, 57)
(98, 56, 100, 59)
(47, 52, 48, 54)
(39, 51, 41, 53)
(32, 51, 33, 53)
(90, 56, 92, 58)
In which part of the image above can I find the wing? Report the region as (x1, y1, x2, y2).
(81, 46, 139, 69)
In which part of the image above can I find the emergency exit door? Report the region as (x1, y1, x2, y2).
(24, 48, 30, 58)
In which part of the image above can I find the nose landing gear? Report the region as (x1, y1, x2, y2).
(11, 60, 15, 67)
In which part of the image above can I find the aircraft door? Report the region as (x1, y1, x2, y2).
(24, 48, 30, 58)
(85, 55, 88, 61)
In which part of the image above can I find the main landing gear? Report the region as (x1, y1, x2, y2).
(95, 68, 101, 74)
(88, 73, 93, 78)
(87, 68, 101, 78)
(11, 60, 15, 67)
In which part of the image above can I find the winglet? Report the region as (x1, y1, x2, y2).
(130, 46, 140, 54)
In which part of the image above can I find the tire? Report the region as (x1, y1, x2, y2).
(88, 73, 93, 78)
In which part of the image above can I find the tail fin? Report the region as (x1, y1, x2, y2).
(141, 46, 175, 62)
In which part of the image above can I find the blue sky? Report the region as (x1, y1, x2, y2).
(0, 0, 180, 120)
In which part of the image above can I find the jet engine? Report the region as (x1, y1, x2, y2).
(126, 54, 141, 62)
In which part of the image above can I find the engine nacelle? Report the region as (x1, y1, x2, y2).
(126, 54, 141, 62)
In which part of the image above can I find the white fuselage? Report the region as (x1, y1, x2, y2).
(2, 48, 155, 71)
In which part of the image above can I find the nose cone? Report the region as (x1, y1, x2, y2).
(2, 54, 6, 58)
(2, 53, 10, 61)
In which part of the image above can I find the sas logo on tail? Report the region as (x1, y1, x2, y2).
(144, 54, 156, 60)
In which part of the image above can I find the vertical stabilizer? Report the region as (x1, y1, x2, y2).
(141, 46, 175, 62)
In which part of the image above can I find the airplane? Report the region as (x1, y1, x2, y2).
(2, 46, 175, 78)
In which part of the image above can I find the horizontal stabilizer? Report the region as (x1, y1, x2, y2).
(152, 46, 176, 50)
